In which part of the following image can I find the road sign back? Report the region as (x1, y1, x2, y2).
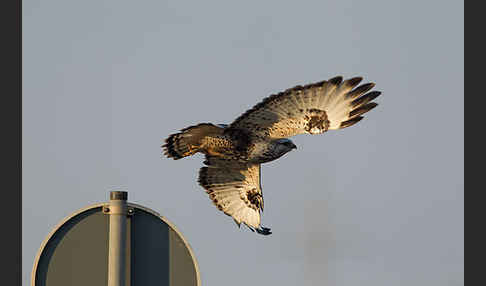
(32, 200, 200, 286)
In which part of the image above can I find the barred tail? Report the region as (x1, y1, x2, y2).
(162, 123, 224, 160)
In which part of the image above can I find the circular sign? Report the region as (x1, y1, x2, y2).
(32, 202, 201, 286)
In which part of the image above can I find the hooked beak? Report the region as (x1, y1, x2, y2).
(291, 143, 297, 150)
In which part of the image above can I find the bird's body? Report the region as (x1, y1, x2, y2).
(162, 75, 381, 235)
(164, 123, 295, 164)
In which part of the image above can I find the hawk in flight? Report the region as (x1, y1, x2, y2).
(162, 76, 381, 235)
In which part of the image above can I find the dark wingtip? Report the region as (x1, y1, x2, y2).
(349, 102, 379, 118)
(346, 82, 376, 100)
(243, 224, 272, 235)
(351, 91, 382, 108)
(256, 226, 272, 236)
(234, 219, 241, 228)
(328, 75, 343, 85)
(340, 116, 364, 129)
(346, 76, 363, 88)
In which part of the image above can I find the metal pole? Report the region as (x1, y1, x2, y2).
(107, 191, 128, 286)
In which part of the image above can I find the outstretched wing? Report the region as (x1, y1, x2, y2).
(226, 76, 381, 139)
(198, 156, 271, 235)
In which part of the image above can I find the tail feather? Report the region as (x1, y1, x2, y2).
(162, 123, 224, 160)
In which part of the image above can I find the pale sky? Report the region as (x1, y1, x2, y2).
(23, 0, 464, 285)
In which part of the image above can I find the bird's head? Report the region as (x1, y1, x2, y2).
(274, 138, 297, 155)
